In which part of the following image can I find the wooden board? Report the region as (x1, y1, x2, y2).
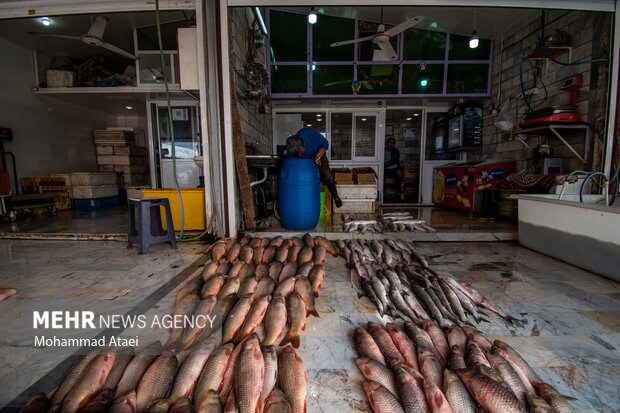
(229, 69, 256, 230)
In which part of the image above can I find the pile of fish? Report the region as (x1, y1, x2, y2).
(21, 233, 337, 413)
(336, 239, 523, 327)
(22, 338, 307, 413)
(353, 320, 576, 413)
(342, 213, 435, 233)
(379, 213, 436, 233)
(166, 233, 337, 351)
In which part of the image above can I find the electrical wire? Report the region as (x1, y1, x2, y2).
(155, 0, 185, 240)
(518, 53, 534, 112)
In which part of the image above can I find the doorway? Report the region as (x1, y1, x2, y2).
(383, 109, 423, 203)
(148, 101, 201, 188)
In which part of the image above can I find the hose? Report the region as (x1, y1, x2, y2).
(518, 53, 534, 112)
(155, 0, 185, 240)
(579, 172, 608, 204)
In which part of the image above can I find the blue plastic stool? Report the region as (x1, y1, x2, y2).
(128, 197, 177, 254)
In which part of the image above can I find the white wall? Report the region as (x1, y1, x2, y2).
(0, 37, 109, 190)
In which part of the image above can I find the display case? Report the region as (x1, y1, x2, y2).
(432, 160, 515, 212)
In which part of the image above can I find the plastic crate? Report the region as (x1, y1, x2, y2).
(142, 188, 205, 230)
(20, 177, 39, 194)
(54, 191, 71, 211)
(71, 195, 119, 209)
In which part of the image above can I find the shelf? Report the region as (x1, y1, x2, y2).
(526, 45, 571, 59)
(512, 123, 590, 163)
(32, 84, 181, 95)
(525, 46, 572, 75)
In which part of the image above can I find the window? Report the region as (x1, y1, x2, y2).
(447, 64, 489, 93)
(354, 115, 377, 157)
(312, 65, 354, 95)
(448, 34, 492, 60)
(271, 65, 307, 94)
(403, 28, 446, 60)
(356, 65, 399, 95)
(330, 113, 353, 160)
(402, 64, 444, 94)
(313, 15, 355, 61)
(269, 10, 307, 61)
(267, 8, 492, 97)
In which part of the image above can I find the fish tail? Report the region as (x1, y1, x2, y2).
(279, 332, 294, 347)
(292, 335, 301, 348)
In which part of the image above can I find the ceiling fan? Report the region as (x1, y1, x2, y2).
(30, 15, 138, 60)
(330, 13, 424, 61)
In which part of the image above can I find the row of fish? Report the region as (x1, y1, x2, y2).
(336, 238, 523, 327)
(166, 234, 338, 351)
(342, 213, 435, 233)
(205, 234, 338, 267)
(353, 321, 576, 413)
(22, 337, 307, 413)
(21, 234, 333, 413)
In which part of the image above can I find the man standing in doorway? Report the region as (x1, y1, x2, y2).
(384, 137, 404, 198)
(285, 127, 343, 208)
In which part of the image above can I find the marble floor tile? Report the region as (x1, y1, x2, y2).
(2, 239, 620, 412)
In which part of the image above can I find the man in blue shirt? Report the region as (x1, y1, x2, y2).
(286, 127, 343, 208)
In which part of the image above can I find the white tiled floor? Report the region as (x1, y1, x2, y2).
(1, 239, 619, 412)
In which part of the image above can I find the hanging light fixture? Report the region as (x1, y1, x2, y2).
(308, 7, 317, 24)
(469, 9, 479, 49)
(419, 63, 428, 88)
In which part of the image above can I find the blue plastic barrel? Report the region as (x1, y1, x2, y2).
(278, 158, 321, 230)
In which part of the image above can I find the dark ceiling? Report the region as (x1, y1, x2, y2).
(0, 10, 193, 66)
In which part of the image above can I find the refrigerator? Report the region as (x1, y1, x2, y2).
(432, 160, 515, 212)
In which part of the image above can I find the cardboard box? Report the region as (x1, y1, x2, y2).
(404, 167, 419, 183)
(333, 168, 353, 184)
(353, 167, 377, 184)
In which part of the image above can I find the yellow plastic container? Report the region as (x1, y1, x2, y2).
(141, 188, 206, 231)
(54, 191, 71, 211)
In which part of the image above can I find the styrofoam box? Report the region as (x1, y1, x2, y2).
(333, 199, 375, 213)
(72, 185, 118, 199)
(336, 184, 377, 200)
(70, 172, 117, 186)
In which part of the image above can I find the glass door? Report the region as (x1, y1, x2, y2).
(329, 111, 380, 161)
(353, 114, 378, 159)
(420, 108, 461, 204)
(383, 109, 423, 203)
(149, 102, 201, 188)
